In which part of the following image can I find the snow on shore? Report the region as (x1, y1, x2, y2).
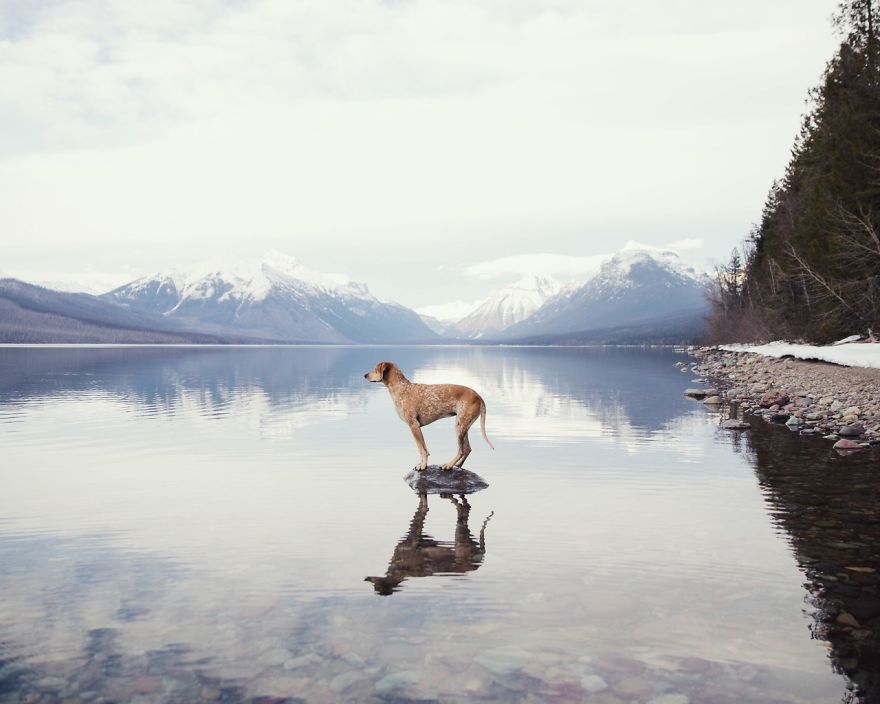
(720, 341, 880, 369)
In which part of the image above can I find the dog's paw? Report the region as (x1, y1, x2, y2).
(415, 461, 428, 471)
(440, 463, 456, 470)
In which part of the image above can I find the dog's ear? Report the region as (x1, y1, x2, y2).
(377, 362, 390, 380)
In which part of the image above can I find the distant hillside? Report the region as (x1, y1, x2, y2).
(0, 279, 231, 344)
(502, 309, 707, 346)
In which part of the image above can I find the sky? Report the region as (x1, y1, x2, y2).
(0, 0, 840, 308)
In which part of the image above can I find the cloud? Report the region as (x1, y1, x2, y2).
(0, 0, 838, 305)
(464, 239, 706, 282)
(464, 253, 612, 281)
(664, 238, 704, 251)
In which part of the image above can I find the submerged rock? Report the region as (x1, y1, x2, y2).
(721, 419, 750, 430)
(834, 438, 866, 452)
(404, 466, 489, 495)
(703, 395, 722, 405)
(684, 388, 713, 399)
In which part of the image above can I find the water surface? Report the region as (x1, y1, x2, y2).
(0, 346, 876, 703)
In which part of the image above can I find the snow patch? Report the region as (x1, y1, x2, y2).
(720, 341, 880, 369)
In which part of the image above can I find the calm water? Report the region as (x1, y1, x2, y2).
(1, 346, 878, 703)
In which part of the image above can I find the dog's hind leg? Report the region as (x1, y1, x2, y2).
(442, 414, 475, 469)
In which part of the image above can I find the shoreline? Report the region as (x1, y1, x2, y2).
(687, 347, 880, 449)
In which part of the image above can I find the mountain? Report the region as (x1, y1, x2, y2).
(0, 278, 233, 344)
(103, 251, 436, 344)
(416, 300, 480, 336)
(452, 275, 562, 339)
(499, 247, 708, 340)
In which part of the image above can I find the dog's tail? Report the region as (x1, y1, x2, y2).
(480, 400, 495, 450)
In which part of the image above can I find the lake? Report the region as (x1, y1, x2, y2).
(1, 345, 878, 703)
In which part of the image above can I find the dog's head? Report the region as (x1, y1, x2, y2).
(364, 361, 393, 383)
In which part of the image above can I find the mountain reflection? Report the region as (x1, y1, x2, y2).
(0, 346, 697, 438)
(736, 411, 880, 703)
(366, 492, 493, 595)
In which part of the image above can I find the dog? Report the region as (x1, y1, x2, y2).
(364, 361, 494, 470)
(365, 492, 493, 595)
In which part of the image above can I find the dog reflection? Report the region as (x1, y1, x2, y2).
(366, 493, 493, 595)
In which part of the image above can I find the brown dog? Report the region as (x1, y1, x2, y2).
(364, 361, 494, 470)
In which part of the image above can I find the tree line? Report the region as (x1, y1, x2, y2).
(707, 0, 880, 344)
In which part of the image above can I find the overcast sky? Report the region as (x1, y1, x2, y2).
(0, 0, 840, 307)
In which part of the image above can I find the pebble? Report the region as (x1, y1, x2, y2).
(283, 654, 322, 670)
(649, 695, 690, 704)
(580, 675, 608, 693)
(374, 670, 419, 694)
(474, 648, 532, 675)
(329, 671, 368, 693)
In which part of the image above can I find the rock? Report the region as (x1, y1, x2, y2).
(649, 695, 690, 704)
(404, 466, 488, 495)
(613, 676, 653, 699)
(684, 388, 708, 399)
(721, 419, 750, 430)
(703, 396, 722, 405)
(474, 648, 531, 675)
(374, 671, 419, 694)
(831, 400, 843, 412)
(132, 677, 161, 694)
(283, 654, 322, 670)
(839, 423, 865, 437)
(785, 416, 803, 427)
(844, 406, 861, 417)
(760, 390, 789, 408)
(807, 412, 823, 421)
(770, 412, 791, 423)
(329, 671, 367, 693)
(580, 675, 608, 693)
(37, 678, 67, 691)
(836, 612, 861, 628)
(834, 439, 865, 451)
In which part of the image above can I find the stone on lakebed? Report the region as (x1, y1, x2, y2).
(720, 419, 750, 430)
(684, 388, 715, 399)
(404, 466, 489, 495)
(833, 438, 866, 452)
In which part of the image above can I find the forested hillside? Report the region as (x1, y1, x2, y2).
(708, 0, 880, 343)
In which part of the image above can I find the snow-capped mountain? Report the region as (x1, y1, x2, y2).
(103, 251, 436, 343)
(499, 245, 708, 340)
(416, 299, 481, 335)
(454, 275, 562, 339)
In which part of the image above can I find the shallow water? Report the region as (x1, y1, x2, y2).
(0, 345, 877, 703)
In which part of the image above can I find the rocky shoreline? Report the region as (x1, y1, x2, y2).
(683, 347, 880, 451)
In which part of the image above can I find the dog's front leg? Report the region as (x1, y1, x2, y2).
(408, 423, 430, 471)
